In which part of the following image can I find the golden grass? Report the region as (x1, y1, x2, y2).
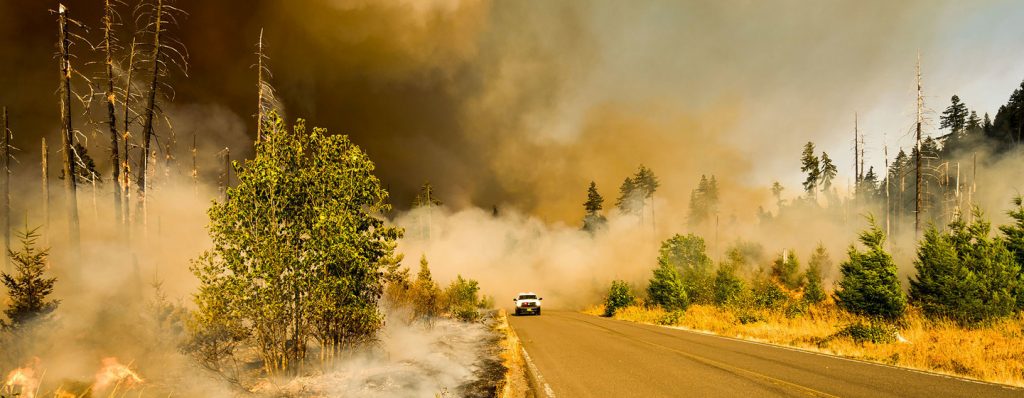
(493, 309, 529, 398)
(594, 302, 1024, 387)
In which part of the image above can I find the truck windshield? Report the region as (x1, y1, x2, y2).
(518, 295, 537, 300)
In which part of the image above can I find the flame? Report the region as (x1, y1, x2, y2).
(4, 366, 40, 398)
(92, 357, 144, 391)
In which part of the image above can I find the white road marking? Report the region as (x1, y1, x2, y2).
(521, 346, 556, 397)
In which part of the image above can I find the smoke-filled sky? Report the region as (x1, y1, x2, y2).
(3, 0, 1024, 222)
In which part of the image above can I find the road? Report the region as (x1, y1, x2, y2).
(507, 310, 1024, 398)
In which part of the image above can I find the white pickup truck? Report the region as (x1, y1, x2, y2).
(513, 292, 543, 316)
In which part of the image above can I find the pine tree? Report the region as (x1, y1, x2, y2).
(770, 181, 784, 211)
(2, 227, 60, 330)
(647, 259, 688, 311)
(912, 211, 1021, 325)
(770, 250, 802, 290)
(412, 181, 442, 208)
(412, 254, 441, 320)
(615, 176, 640, 216)
(800, 142, 820, 199)
(819, 152, 838, 193)
(1000, 196, 1024, 310)
(835, 219, 906, 321)
(582, 181, 607, 232)
(940, 95, 969, 136)
(804, 244, 829, 304)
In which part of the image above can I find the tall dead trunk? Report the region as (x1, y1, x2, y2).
(138, 0, 164, 221)
(41, 138, 49, 238)
(2, 107, 10, 269)
(122, 38, 137, 226)
(219, 147, 230, 201)
(915, 54, 923, 237)
(58, 4, 81, 249)
(191, 133, 197, 196)
(103, 0, 122, 230)
(256, 28, 265, 143)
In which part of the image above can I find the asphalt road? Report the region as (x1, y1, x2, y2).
(508, 310, 1024, 398)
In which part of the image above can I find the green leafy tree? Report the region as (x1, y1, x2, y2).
(1, 227, 60, 330)
(604, 280, 635, 317)
(444, 275, 482, 322)
(582, 181, 607, 232)
(835, 219, 906, 321)
(647, 259, 689, 311)
(800, 142, 820, 199)
(190, 114, 401, 374)
(911, 211, 1021, 325)
(770, 250, 802, 290)
(659, 234, 714, 304)
(804, 244, 829, 304)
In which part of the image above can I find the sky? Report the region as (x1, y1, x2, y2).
(2, 0, 1024, 222)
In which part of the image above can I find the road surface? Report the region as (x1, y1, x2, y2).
(508, 310, 1023, 398)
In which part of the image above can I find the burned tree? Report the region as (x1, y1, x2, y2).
(136, 0, 187, 218)
(2, 107, 10, 268)
(57, 4, 81, 248)
(101, 0, 123, 226)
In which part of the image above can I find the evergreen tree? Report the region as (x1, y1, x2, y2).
(582, 181, 607, 232)
(604, 280, 635, 317)
(1, 227, 60, 330)
(1000, 196, 1024, 310)
(412, 254, 442, 319)
(912, 211, 1021, 325)
(770, 250, 802, 290)
(615, 176, 641, 216)
(647, 259, 689, 311)
(688, 175, 719, 227)
(633, 165, 660, 201)
(800, 142, 820, 199)
(412, 181, 442, 208)
(835, 219, 906, 321)
(988, 80, 1024, 151)
(804, 244, 829, 304)
(770, 181, 785, 211)
(819, 152, 838, 193)
(940, 95, 969, 136)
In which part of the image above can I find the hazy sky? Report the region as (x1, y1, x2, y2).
(3, 0, 1024, 221)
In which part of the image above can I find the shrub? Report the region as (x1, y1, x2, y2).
(803, 244, 828, 304)
(411, 255, 443, 320)
(648, 259, 689, 311)
(835, 219, 906, 321)
(750, 276, 787, 309)
(713, 263, 745, 305)
(445, 275, 482, 322)
(910, 212, 1021, 326)
(604, 280, 635, 317)
(770, 250, 803, 290)
(836, 322, 897, 344)
(658, 310, 685, 326)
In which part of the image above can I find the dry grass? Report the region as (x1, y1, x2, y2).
(591, 302, 1024, 387)
(493, 309, 529, 398)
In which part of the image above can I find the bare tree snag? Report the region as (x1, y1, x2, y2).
(58, 4, 81, 248)
(42, 138, 50, 237)
(915, 53, 923, 236)
(137, 0, 163, 216)
(2, 107, 9, 268)
(103, 0, 122, 228)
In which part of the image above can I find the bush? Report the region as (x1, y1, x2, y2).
(835, 219, 906, 321)
(750, 276, 787, 309)
(604, 280, 635, 317)
(658, 234, 715, 304)
(445, 275, 482, 322)
(658, 310, 685, 326)
(770, 250, 803, 289)
(911, 213, 1021, 326)
(783, 299, 809, 319)
(803, 244, 828, 304)
(836, 322, 897, 344)
(648, 259, 689, 311)
(713, 263, 745, 305)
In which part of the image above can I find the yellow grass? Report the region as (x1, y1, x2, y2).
(493, 309, 529, 398)
(594, 303, 1024, 387)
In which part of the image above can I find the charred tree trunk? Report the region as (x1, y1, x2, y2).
(122, 38, 137, 226)
(191, 133, 197, 196)
(219, 147, 230, 201)
(138, 0, 164, 220)
(2, 107, 10, 268)
(915, 54, 923, 236)
(41, 138, 49, 237)
(103, 0, 123, 229)
(58, 4, 81, 248)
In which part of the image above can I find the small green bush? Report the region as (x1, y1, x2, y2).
(751, 278, 787, 308)
(604, 280, 635, 317)
(658, 310, 685, 325)
(836, 322, 897, 344)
